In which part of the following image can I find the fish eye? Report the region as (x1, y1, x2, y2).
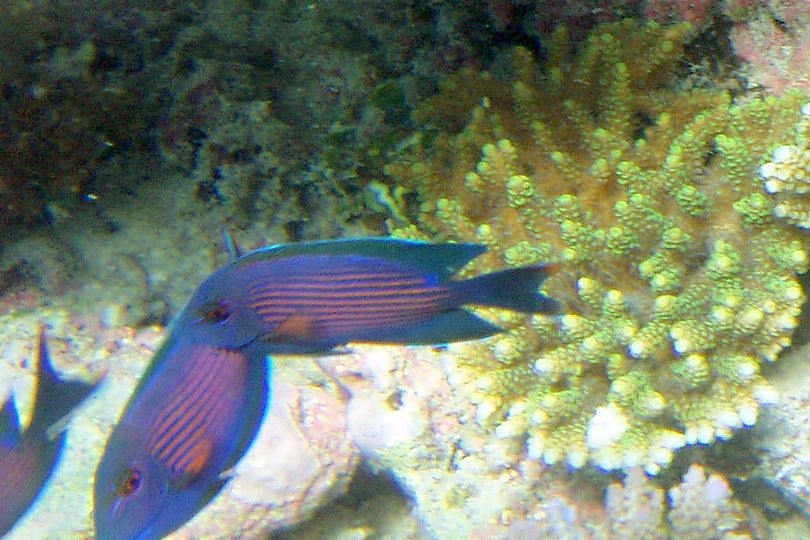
(200, 300, 231, 324)
(117, 468, 142, 497)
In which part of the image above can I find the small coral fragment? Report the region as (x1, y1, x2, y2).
(606, 465, 761, 539)
(668, 465, 752, 539)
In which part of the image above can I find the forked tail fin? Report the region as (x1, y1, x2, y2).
(29, 328, 103, 437)
(459, 265, 562, 314)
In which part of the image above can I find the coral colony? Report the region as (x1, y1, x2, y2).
(385, 20, 810, 473)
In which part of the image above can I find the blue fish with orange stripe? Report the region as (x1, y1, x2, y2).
(93, 238, 559, 539)
(94, 330, 268, 540)
(0, 328, 102, 536)
(177, 238, 561, 354)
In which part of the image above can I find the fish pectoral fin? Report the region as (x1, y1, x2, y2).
(217, 466, 237, 481)
(186, 438, 214, 477)
(271, 314, 321, 342)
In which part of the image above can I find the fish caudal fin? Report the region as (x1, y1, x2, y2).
(29, 328, 104, 436)
(460, 265, 562, 314)
(0, 397, 21, 446)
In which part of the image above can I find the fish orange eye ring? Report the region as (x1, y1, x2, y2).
(201, 301, 231, 324)
(119, 469, 141, 497)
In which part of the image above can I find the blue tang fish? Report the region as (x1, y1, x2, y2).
(0, 328, 102, 536)
(176, 238, 561, 354)
(93, 331, 269, 540)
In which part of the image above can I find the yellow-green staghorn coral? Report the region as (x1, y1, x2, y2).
(384, 20, 810, 473)
(760, 103, 810, 229)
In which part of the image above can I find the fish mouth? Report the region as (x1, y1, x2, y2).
(94, 496, 163, 540)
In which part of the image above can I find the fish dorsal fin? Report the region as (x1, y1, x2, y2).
(241, 238, 486, 278)
(29, 328, 104, 436)
(0, 396, 21, 446)
(222, 228, 243, 261)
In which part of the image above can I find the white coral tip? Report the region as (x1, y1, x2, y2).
(716, 408, 741, 429)
(738, 403, 759, 426)
(542, 448, 562, 465)
(773, 145, 796, 163)
(760, 162, 777, 178)
(586, 403, 629, 450)
(697, 422, 715, 445)
(754, 385, 778, 405)
(567, 449, 587, 469)
(659, 431, 686, 450)
(649, 446, 673, 466)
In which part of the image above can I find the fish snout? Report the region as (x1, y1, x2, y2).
(94, 454, 168, 540)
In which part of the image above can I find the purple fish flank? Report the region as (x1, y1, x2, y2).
(243, 257, 455, 339)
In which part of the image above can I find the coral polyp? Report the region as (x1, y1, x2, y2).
(385, 20, 810, 473)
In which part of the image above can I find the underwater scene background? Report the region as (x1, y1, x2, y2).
(3, 0, 810, 538)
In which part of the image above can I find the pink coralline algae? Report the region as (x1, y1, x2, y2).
(321, 342, 774, 538)
(319, 343, 611, 538)
(726, 0, 810, 93)
(643, 0, 719, 26)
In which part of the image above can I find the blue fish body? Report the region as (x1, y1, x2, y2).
(175, 238, 560, 354)
(93, 331, 269, 540)
(0, 329, 101, 536)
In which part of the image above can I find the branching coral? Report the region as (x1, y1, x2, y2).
(760, 102, 810, 228)
(384, 20, 810, 473)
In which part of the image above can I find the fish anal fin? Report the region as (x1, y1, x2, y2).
(377, 309, 502, 345)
